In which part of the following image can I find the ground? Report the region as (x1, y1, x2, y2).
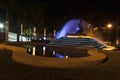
(0, 46, 120, 80)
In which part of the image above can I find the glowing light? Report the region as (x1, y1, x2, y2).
(33, 27, 36, 36)
(0, 23, 4, 28)
(67, 35, 92, 38)
(93, 27, 98, 31)
(54, 53, 65, 58)
(43, 37, 46, 40)
(102, 46, 116, 51)
(53, 51, 55, 55)
(54, 30, 56, 39)
(66, 55, 68, 59)
(43, 28, 46, 40)
(56, 19, 81, 39)
(43, 46, 46, 56)
(32, 47, 35, 56)
(76, 27, 80, 30)
(28, 48, 31, 52)
(107, 24, 112, 28)
(116, 39, 119, 45)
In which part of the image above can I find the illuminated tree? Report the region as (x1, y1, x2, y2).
(23, 28, 33, 41)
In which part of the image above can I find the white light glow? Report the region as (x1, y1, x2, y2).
(107, 24, 112, 28)
(67, 35, 92, 38)
(102, 46, 116, 51)
(32, 47, 36, 56)
(0, 23, 4, 28)
(28, 48, 31, 53)
(43, 37, 46, 40)
(43, 46, 46, 56)
(53, 51, 55, 55)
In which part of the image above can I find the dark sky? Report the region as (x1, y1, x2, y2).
(44, 0, 120, 27)
(47, 0, 120, 13)
(0, 0, 120, 18)
(0, 0, 120, 30)
(0, 0, 120, 15)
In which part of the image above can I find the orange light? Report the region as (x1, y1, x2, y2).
(107, 24, 112, 28)
(66, 55, 68, 59)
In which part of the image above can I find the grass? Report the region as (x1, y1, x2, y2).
(0, 48, 120, 80)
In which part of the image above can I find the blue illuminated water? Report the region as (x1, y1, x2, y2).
(56, 19, 82, 39)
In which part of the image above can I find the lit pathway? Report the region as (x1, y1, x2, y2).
(0, 43, 107, 68)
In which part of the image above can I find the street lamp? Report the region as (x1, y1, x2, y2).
(107, 23, 112, 42)
(107, 24, 112, 29)
(116, 26, 119, 45)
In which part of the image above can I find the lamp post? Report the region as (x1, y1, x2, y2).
(107, 23, 112, 42)
(5, 10, 9, 42)
(5, 21, 9, 42)
(116, 26, 119, 45)
(33, 26, 36, 40)
(43, 28, 46, 40)
(20, 24, 23, 42)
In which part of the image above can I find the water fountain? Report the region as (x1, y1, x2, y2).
(9, 19, 110, 68)
(48, 19, 115, 50)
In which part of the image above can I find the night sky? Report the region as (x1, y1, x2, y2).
(0, 0, 120, 31)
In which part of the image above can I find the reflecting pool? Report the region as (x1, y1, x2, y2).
(23, 45, 89, 59)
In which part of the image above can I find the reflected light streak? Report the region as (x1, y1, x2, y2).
(43, 46, 46, 56)
(55, 53, 65, 58)
(28, 48, 31, 53)
(32, 47, 35, 56)
(53, 51, 55, 55)
(102, 46, 116, 50)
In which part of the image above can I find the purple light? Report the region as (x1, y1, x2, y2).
(54, 53, 65, 58)
(56, 19, 82, 39)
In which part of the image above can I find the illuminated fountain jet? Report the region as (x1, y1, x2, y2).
(56, 19, 92, 39)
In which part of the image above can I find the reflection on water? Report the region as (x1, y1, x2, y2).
(23, 45, 89, 59)
(32, 47, 35, 56)
(43, 46, 46, 56)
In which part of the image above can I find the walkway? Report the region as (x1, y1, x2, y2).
(0, 43, 107, 68)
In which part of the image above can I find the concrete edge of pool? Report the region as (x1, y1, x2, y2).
(0, 44, 107, 68)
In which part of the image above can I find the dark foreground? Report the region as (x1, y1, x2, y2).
(0, 48, 120, 80)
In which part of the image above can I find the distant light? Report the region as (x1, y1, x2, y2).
(32, 47, 36, 56)
(67, 35, 92, 38)
(54, 53, 65, 58)
(43, 37, 46, 40)
(0, 23, 4, 28)
(66, 55, 68, 59)
(102, 46, 116, 50)
(28, 48, 31, 53)
(53, 51, 55, 55)
(107, 24, 112, 28)
(76, 27, 80, 30)
(43, 46, 46, 56)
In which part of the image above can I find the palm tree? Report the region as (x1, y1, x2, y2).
(23, 28, 33, 41)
